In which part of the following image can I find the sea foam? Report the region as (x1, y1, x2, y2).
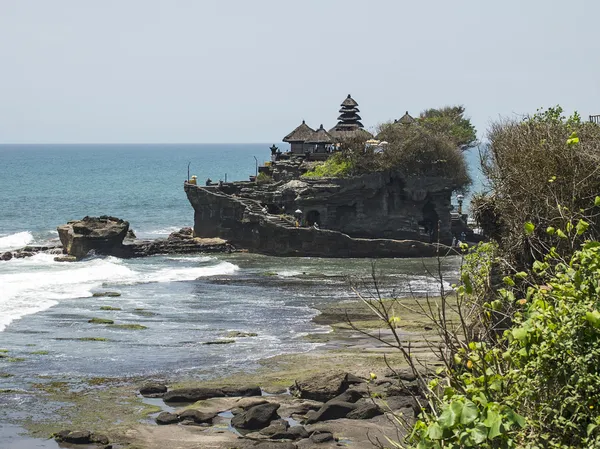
(0, 253, 239, 332)
(0, 231, 34, 251)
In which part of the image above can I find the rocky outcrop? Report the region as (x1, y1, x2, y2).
(57, 216, 129, 259)
(290, 372, 353, 402)
(231, 402, 281, 430)
(124, 227, 234, 257)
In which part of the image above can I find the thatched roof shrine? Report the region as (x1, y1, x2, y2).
(306, 125, 335, 144)
(283, 120, 315, 143)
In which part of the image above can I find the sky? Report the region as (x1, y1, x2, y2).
(0, 0, 598, 144)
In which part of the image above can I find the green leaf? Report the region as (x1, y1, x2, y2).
(587, 423, 597, 436)
(461, 272, 473, 295)
(439, 401, 462, 428)
(595, 196, 600, 207)
(460, 400, 479, 425)
(511, 327, 528, 342)
(576, 219, 590, 235)
(503, 276, 515, 287)
(566, 221, 574, 233)
(427, 422, 443, 440)
(546, 226, 555, 235)
(505, 408, 526, 428)
(484, 409, 502, 439)
(471, 423, 488, 444)
(556, 229, 567, 239)
(524, 222, 535, 235)
(585, 310, 600, 328)
(515, 271, 528, 279)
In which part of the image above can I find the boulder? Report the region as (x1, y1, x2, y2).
(178, 409, 217, 424)
(259, 419, 289, 437)
(346, 402, 383, 420)
(156, 412, 180, 425)
(139, 383, 167, 398)
(384, 367, 418, 382)
(162, 387, 225, 403)
(290, 372, 350, 402)
(330, 389, 363, 403)
(381, 395, 420, 414)
(1, 252, 12, 261)
(286, 426, 310, 440)
(236, 397, 269, 410)
(305, 401, 357, 424)
(223, 385, 262, 397)
(57, 216, 129, 259)
(90, 433, 110, 445)
(231, 402, 280, 430)
(310, 431, 334, 443)
(61, 430, 92, 444)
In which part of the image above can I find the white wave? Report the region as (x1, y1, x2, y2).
(278, 270, 303, 277)
(141, 226, 182, 236)
(0, 254, 239, 332)
(0, 254, 134, 332)
(141, 261, 239, 283)
(0, 231, 34, 251)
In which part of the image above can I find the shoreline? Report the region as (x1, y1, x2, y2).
(4, 294, 442, 449)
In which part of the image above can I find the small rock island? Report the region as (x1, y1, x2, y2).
(185, 95, 476, 257)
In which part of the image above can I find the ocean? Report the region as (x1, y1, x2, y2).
(0, 144, 472, 443)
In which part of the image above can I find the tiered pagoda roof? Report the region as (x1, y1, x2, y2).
(283, 120, 315, 143)
(329, 94, 373, 140)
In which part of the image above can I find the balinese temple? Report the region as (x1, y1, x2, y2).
(329, 94, 373, 140)
(394, 111, 416, 125)
(282, 94, 372, 154)
(283, 120, 315, 154)
(305, 124, 335, 153)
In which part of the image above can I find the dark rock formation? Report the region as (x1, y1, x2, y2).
(139, 383, 167, 398)
(162, 387, 225, 403)
(57, 216, 129, 259)
(178, 409, 217, 424)
(231, 402, 280, 430)
(1, 252, 12, 261)
(310, 431, 334, 443)
(222, 385, 262, 397)
(346, 402, 383, 419)
(330, 389, 363, 404)
(290, 372, 350, 402)
(305, 401, 357, 423)
(156, 412, 180, 425)
(185, 180, 457, 257)
(125, 227, 233, 257)
(54, 430, 108, 445)
(259, 419, 289, 437)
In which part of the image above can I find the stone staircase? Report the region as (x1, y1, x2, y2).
(237, 198, 296, 229)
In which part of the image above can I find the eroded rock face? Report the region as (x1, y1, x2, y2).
(57, 216, 129, 259)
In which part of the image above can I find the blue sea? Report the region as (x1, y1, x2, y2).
(0, 144, 473, 445)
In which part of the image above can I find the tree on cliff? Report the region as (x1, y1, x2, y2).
(418, 105, 478, 150)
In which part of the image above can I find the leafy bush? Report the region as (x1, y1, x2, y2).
(256, 172, 273, 184)
(375, 122, 472, 190)
(478, 106, 600, 268)
(301, 152, 353, 178)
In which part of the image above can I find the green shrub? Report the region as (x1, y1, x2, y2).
(301, 153, 353, 178)
(256, 172, 273, 184)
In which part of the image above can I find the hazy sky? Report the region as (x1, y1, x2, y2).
(0, 1, 598, 144)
